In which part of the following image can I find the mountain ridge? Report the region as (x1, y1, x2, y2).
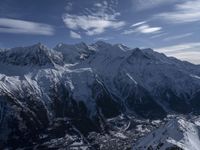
(0, 41, 200, 149)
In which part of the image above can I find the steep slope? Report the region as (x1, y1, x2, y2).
(76, 42, 200, 114)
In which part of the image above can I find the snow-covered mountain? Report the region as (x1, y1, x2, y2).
(0, 41, 200, 149)
(133, 116, 200, 150)
(0, 43, 63, 66)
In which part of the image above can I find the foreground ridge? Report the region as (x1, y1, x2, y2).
(134, 116, 200, 150)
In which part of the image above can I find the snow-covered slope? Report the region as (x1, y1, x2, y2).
(54, 42, 95, 63)
(75, 42, 200, 113)
(133, 116, 200, 150)
(0, 41, 200, 149)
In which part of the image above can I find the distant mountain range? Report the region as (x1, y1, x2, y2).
(0, 41, 200, 149)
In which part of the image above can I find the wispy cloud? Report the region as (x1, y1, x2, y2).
(123, 21, 162, 35)
(156, 42, 200, 53)
(135, 24, 162, 34)
(94, 37, 113, 41)
(131, 21, 146, 27)
(63, 0, 125, 36)
(0, 18, 54, 35)
(132, 0, 177, 10)
(156, 0, 200, 23)
(170, 51, 200, 64)
(70, 30, 81, 39)
(155, 42, 200, 64)
(63, 14, 125, 36)
(150, 33, 168, 39)
(65, 2, 73, 11)
(163, 33, 193, 41)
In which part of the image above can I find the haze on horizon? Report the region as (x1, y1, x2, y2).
(0, 0, 199, 64)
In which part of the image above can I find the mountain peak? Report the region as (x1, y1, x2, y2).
(113, 43, 130, 51)
(74, 42, 88, 50)
(0, 43, 63, 66)
(130, 48, 149, 59)
(93, 40, 112, 48)
(32, 42, 47, 49)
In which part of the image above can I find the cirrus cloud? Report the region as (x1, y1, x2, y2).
(135, 24, 162, 34)
(156, 0, 200, 23)
(155, 42, 200, 64)
(63, 14, 125, 36)
(163, 33, 193, 42)
(0, 18, 54, 35)
(132, 0, 178, 10)
(63, 0, 126, 36)
(123, 21, 162, 35)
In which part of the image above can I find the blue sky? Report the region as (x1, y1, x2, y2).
(0, 0, 200, 64)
